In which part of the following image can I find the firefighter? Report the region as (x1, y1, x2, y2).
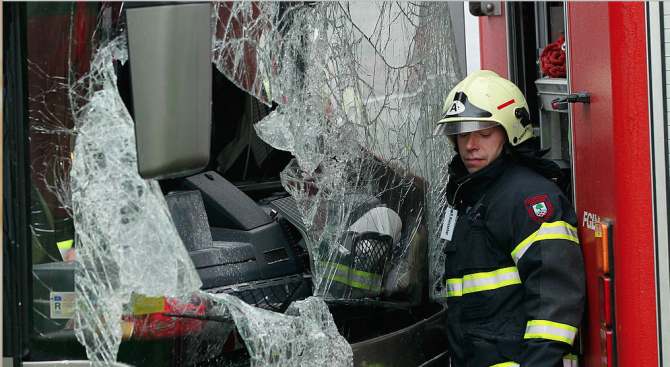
(434, 70, 586, 367)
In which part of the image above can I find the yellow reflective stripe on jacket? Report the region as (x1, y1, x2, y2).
(329, 275, 380, 291)
(446, 267, 521, 297)
(322, 261, 382, 291)
(488, 355, 576, 367)
(524, 320, 578, 345)
(488, 355, 575, 367)
(511, 221, 579, 264)
(463, 267, 521, 294)
(446, 278, 463, 297)
(563, 354, 579, 367)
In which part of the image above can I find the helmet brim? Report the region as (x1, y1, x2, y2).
(433, 120, 500, 136)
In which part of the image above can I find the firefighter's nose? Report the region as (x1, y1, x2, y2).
(465, 134, 478, 150)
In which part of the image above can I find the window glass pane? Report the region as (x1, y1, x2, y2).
(548, 2, 565, 43)
(27, 2, 96, 265)
(27, 3, 98, 346)
(22, 2, 459, 365)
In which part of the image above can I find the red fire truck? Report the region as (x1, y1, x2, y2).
(469, 2, 669, 366)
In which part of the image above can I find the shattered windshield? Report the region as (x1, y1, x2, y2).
(211, 0, 459, 303)
(23, 2, 460, 366)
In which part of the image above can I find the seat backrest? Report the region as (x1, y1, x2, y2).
(165, 190, 212, 252)
(184, 171, 273, 230)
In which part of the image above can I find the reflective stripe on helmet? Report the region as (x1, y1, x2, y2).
(524, 320, 578, 345)
(563, 354, 579, 367)
(433, 120, 500, 136)
(490, 362, 519, 367)
(511, 221, 579, 265)
(445, 267, 521, 297)
(322, 261, 382, 291)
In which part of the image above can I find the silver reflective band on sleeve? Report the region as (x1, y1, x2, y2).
(463, 267, 521, 293)
(524, 320, 578, 345)
(563, 354, 579, 367)
(446, 267, 521, 297)
(511, 221, 579, 265)
(446, 278, 463, 297)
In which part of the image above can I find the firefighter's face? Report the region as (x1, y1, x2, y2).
(456, 125, 507, 173)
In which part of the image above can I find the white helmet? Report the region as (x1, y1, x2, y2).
(434, 70, 534, 147)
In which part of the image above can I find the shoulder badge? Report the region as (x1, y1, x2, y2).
(524, 194, 554, 223)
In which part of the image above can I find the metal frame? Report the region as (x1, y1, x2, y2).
(563, 2, 576, 206)
(3, 2, 33, 364)
(646, 2, 670, 366)
(22, 362, 135, 367)
(563, 3, 584, 358)
(447, 2, 467, 77)
(534, 2, 549, 59)
(505, 2, 515, 82)
(506, 2, 573, 171)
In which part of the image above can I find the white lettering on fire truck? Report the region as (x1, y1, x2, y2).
(582, 211, 601, 230)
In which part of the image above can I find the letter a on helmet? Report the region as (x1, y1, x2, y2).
(434, 70, 534, 148)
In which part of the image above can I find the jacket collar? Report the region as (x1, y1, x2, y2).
(446, 149, 512, 208)
(446, 139, 565, 208)
(508, 138, 565, 184)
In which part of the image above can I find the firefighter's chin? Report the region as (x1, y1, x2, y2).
(463, 157, 486, 173)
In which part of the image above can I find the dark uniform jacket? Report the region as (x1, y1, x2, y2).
(443, 143, 586, 367)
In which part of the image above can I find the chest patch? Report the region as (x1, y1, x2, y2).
(524, 194, 554, 223)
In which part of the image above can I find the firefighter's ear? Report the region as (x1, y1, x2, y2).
(503, 142, 513, 155)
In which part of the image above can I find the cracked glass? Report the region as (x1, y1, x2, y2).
(211, 1, 459, 303)
(23, 2, 460, 366)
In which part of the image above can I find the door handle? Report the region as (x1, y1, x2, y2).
(551, 91, 591, 110)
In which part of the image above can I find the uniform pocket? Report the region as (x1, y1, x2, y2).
(461, 299, 489, 321)
(463, 329, 523, 367)
(497, 314, 525, 362)
(498, 332, 523, 363)
(443, 238, 458, 253)
(463, 330, 503, 367)
(457, 229, 498, 271)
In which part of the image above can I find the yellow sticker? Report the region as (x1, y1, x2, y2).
(57, 239, 74, 250)
(132, 295, 165, 315)
(121, 321, 134, 340)
(595, 226, 602, 238)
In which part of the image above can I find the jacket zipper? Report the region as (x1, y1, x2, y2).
(449, 176, 471, 209)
